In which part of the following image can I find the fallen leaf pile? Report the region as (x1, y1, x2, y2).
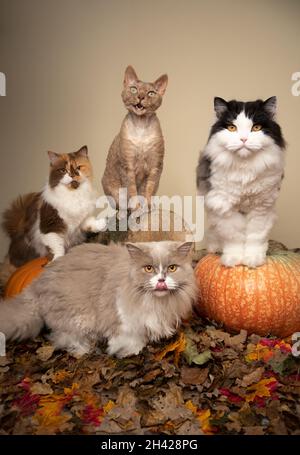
(0, 315, 299, 435)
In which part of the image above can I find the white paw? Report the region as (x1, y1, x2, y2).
(93, 217, 107, 232)
(221, 253, 243, 267)
(107, 336, 145, 358)
(243, 252, 266, 268)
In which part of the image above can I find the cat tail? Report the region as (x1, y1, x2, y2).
(2, 192, 40, 239)
(0, 291, 43, 341)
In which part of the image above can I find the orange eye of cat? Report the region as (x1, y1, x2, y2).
(76, 165, 82, 171)
(227, 125, 237, 132)
(252, 124, 262, 132)
(148, 91, 156, 97)
(130, 86, 137, 94)
(168, 265, 177, 272)
(144, 265, 154, 273)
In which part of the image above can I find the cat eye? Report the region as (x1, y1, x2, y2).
(76, 165, 82, 171)
(130, 86, 138, 94)
(227, 124, 237, 132)
(144, 265, 154, 273)
(148, 91, 156, 97)
(58, 168, 66, 173)
(252, 124, 262, 132)
(168, 265, 178, 273)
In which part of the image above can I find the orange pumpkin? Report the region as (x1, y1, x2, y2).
(4, 257, 48, 299)
(195, 251, 300, 337)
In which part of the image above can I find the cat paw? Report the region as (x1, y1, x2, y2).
(48, 332, 91, 358)
(221, 253, 243, 267)
(243, 252, 266, 268)
(107, 336, 145, 358)
(93, 217, 107, 232)
(83, 216, 107, 233)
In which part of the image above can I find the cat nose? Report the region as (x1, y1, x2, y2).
(158, 278, 165, 282)
(240, 137, 248, 143)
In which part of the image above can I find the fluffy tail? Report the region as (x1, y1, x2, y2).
(2, 192, 40, 239)
(0, 291, 43, 341)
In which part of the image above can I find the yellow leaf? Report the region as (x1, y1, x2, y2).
(245, 345, 272, 362)
(103, 400, 115, 414)
(245, 377, 277, 403)
(185, 400, 198, 414)
(185, 401, 215, 434)
(51, 369, 73, 384)
(64, 382, 79, 396)
(33, 382, 79, 432)
(155, 332, 186, 366)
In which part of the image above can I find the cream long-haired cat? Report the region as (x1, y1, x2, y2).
(197, 97, 285, 267)
(2, 146, 106, 267)
(0, 241, 197, 358)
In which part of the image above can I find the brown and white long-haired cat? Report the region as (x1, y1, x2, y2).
(2, 146, 106, 270)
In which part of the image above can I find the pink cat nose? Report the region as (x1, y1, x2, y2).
(240, 137, 248, 143)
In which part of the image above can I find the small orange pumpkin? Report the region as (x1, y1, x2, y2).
(195, 251, 300, 337)
(4, 257, 48, 299)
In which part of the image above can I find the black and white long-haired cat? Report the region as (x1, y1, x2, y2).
(197, 96, 285, 268)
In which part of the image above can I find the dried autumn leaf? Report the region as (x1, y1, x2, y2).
(244, 377, 278, 403)
(181, 366, 209, 385)
(51, 369, 73, 384)
(185, 401, 216, 434)
(30, 382, 53, 396)
(183, 335, 212, 366)
(237, 367, 264, 387)
(244, 426, 265, 435)
(36, 345, 55, 362)
(155, 331, 186, 366)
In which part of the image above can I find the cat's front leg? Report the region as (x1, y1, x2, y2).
(107, 332, 146, 358)
(41, 233, 65, 261)
(48, 330, 91, 358)
(81, 215, 107, 233)
(210, 211, 246, 267)
(143, 168, 162, 208)
(243, 208, 277, 268)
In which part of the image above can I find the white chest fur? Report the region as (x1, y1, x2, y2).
(210, 145, 284, 199)
(42, 181, 96, 231)
(116, 293, 176, 343)
(125, 115, 160, 149)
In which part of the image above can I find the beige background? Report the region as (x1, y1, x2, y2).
(0, 0, 299, 258)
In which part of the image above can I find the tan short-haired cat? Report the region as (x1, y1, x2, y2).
(102, 66, 168, 209)
(2, 146, 106, 268)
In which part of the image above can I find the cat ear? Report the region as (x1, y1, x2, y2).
(214, 97, 228, 119)
(176, 242, 194, 257)
(154, 74, 168, 96)
(75, 145, 88, 158)
(47, 151, 61, 165)
(263, 96, 277, 118)
(124, 66, 139, 86)
(126, 243, 145, 259)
